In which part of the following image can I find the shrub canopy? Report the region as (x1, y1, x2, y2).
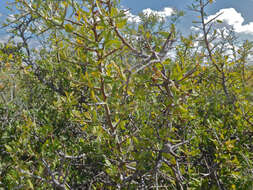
(0, 0, 253, 189)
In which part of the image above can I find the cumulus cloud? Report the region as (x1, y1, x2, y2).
(142, 7, 174, 18)
(125, 11, 141, 23)
(206, 8, 253, 34)
(126, 7, 174, 23)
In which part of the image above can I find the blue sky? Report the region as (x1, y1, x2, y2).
(1, 0, 253, 41)
(120, 0, 253, 22)
(120, 0, 253, 39)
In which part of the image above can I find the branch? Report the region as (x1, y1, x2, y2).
(42, 159, 69, 190)
(58, 151, 86, 159)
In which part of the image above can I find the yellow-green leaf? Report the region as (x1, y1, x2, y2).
(65, 23, 74, 33)
(5, 144, 12, 152)
(27, 179, 34, 189)
(84, 112, 92, 120)
(116, 19, 127, 29)
(91, 90, 97, 102)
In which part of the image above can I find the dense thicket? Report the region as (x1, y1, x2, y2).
(0, 0, 253, 189)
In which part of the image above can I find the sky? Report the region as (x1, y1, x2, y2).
(0, 0, 253, 42)
(119, 0, 253, 40)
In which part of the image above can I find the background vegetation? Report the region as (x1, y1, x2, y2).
(0, 0, 253, 189)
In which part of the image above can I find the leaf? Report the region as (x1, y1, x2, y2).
(72, 110, 81, 118)
(85, 72, 93, 88)
(90, 90, 97, 102)
(158, 31, 170, 38)
(127, 90, 134, 96)
(179, 105, 188, 113)
(105, 40, 122, 48)
(170, 157, 176, 165)
(110, 7, 118, 17)
(5, 144, 12, 152)
(105, 159, 111, 166)
(65, 23, 74, 33)
(27, 179, 34, 189)
(8, 54, 13, 60)
(84, 112, 92, 120)
(225, 140, 235, 151)
(116, 19, 127, 29)
(146, 32, 151, 39)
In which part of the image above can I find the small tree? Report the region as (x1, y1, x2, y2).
(0, 0, 252, 189)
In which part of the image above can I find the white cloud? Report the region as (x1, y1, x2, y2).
(206, 8, 253, 34)
(125, 10, 141, 23)
(143, 7, 174, 18)
(125, 7, 174, 23)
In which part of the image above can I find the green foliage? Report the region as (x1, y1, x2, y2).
(0, 0, 253, 189)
